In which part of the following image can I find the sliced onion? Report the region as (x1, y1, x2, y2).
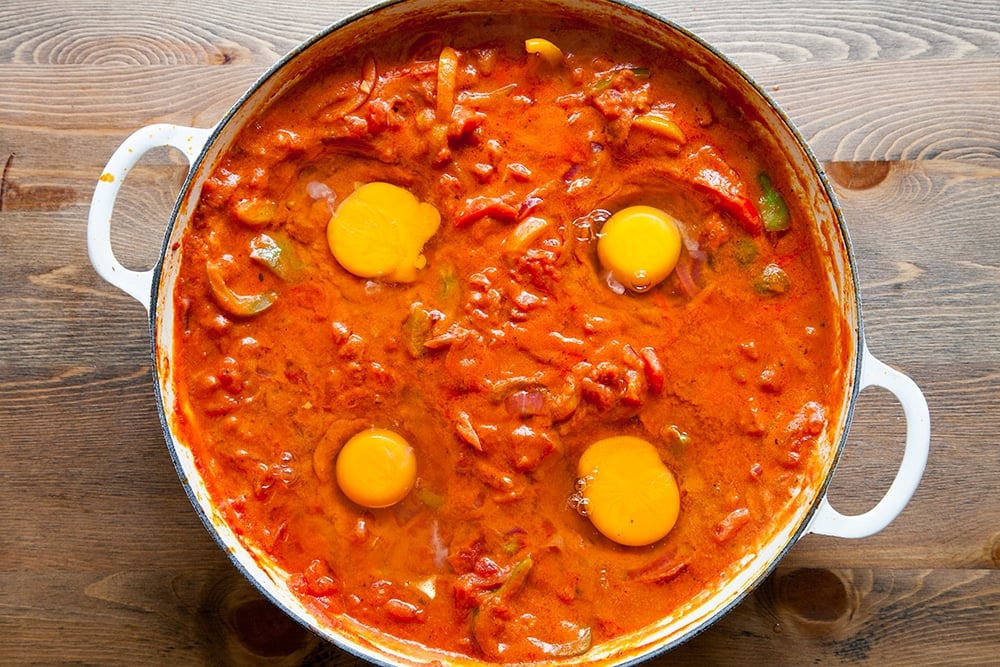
(517, 195, 543, 219)
(674, 256, 699, 298)
(306, 180, 333, 200)
(527, 624, 592, 658)
(505, 389, 546, 417)
(605, 271, 626, 295)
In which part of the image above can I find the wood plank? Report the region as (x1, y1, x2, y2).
(764, 61, 1000, 161)
(2, 566, 995, 665)
(667, 566, 1000, 665)
(1, 0, 997, 158)
(1, 60, 996, 161)
(680, 1, 1000, 65)
(2, 0, 997, 67)
(0, 65, 262, 131)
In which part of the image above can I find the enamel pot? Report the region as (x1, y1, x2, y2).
(87, 0, 930, 664)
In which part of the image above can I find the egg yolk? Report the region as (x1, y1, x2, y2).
(597, 205, 682, 292)
(577, 435, 680, 547)
(336, 428, 417, 508)
(327, 182, 441, 282)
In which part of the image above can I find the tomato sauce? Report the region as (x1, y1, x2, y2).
(172, 14, 847, 662)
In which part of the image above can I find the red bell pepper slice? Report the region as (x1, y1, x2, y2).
(454, 196, 519, 227)
(685, 145, 764, 235)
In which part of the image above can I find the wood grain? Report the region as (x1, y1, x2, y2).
(1, 0, 997, 665)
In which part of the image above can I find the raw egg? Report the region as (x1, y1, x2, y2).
(336, 428, 417, 508)
(577, 435, 680, 547)
(597, 205, 682, 292)
(327, 182, 441, 282)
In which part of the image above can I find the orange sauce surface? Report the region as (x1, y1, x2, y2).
(172, 15, 846, 662)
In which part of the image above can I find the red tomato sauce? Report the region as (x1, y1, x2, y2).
(171, 15, 848, 662)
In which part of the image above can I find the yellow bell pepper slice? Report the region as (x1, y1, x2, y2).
(632, 114, 686, 144)
(525, 38, 564, 66)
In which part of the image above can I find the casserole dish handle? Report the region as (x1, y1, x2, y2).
(809, 344, 930, 538)
(88, 123, 212, 310)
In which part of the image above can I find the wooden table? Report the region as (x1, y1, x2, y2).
(2, 0, 997, 664)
